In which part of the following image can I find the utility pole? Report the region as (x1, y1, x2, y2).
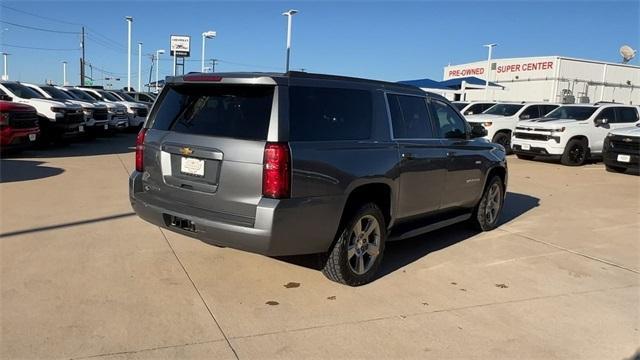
(483, 43, 497, 100)
(126, 16, 133, 91)
(282, 9, 298, 73)
(210, 58, 217, 73)
(1, 52, 9, 80)
(80, 26, 85, 86)
(62, 61, 68, 86)
(137, 42, 142, 92)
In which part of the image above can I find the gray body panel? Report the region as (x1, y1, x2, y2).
(130, 71, 507, 256)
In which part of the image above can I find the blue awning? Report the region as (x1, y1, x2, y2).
(398, 76, 502, 90)
(439, 76, 502, 89)
(397, 78, 450, 90)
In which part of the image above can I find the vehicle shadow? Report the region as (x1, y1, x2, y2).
(0, 159, 65, 183)
(2, 133, 136, 159)
(275, 192, 540, 279)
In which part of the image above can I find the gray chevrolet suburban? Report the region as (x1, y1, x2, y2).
(130, 71, 508, 286)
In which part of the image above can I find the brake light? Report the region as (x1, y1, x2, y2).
(135, 128, 147, 172)
(183, 74, 223, 82)
(262, 142, 291, 199)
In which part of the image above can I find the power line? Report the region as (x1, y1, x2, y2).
(1, 43, 80, 51)
(85, 27, 125, 49)
(1, 4, 83, 26)
(0, 20, 79, 34)
(86, 34, 126, 53)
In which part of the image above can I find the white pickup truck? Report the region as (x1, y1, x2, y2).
(63, 87, 129, 131)
(512, 103, 640, 166)
(603, 124, 640, 173)
(452, 101, 497, 116)
(466, 102, 559, 152)
(24, 83, 109, 134)
(0, 81, 85, 143)
(77, 87, 148, 128)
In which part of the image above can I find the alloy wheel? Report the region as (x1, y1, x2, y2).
(346, 215, 381, 275)
(485, 182, 502, 224)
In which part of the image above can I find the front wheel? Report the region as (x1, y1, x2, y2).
(492, 132, 512, 154)
(471, 176, 505, 231)
(322, 203, 386, 286)
(561, 139, 588, 166)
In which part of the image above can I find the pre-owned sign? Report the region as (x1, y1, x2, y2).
(170, 35, 191, 57)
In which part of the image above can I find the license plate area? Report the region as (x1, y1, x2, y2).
(617, 154, 631, 163)
(181, 157, 205, 177)
(161, 143, 223, 194)
(521, 144, 531, 150)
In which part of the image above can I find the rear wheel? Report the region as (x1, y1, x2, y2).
(561, 139, 588, 166)
(322, 203, 386, 286)
(516, 154, 535, 160)
(471, 176, 504, 231)
(605, 164, 627, 173)
(492, 132, 512, 154)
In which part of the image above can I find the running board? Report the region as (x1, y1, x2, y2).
(388, 213, 472, 241)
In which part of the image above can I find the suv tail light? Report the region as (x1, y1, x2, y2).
(135, 128, 147, 172)
(262, 142, 291, 199)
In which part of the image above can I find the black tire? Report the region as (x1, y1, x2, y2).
(561, 139, 588, 166)
(492, 132, 512, 154)
(322, 203, 386, 286)
(471, 176, 505, 231)
(516, 154, 535, 161)
(605, 164, 627, 173)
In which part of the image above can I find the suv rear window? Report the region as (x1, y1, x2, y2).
(289, 86, 372, 141)
(150, 85, 274, 140)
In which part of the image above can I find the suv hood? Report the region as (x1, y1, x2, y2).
(609, 124, 640, 137)
(517, 119, 580, 131)
(20, 97, 81, 109)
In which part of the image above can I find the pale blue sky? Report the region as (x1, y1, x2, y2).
(1, 1, 638, 89)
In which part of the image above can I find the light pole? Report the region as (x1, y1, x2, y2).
(483, 43, 497, 99)
(62, 61, 68, 86)
(155, 49, 165, 93)
(125, 16, 133, 91)
(1, 52, 9, 80)
(201, 31, 216, 72)
(137, 42, 142, 91)
(282, 9, 298, 73)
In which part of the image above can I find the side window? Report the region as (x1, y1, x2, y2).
(289, 86, 372, 141)
(615, 107, 639, 123)
(464, 104, 484, 115)
(480, 103, 495, 112)
(430, 100, 468, 139)
(519, 105, 540, 120)
(596, 108, 616, 122)
(541, 105, 558, 116)
(387, 94, 433, 139)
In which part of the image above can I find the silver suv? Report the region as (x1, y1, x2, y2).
(130, 72, 508, 285)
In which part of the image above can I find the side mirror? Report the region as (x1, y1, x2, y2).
(0, 94, 12, 101)
(470, 125, 488, 138)
(595, 118, 608, 126)
(519, 114, 531, 120)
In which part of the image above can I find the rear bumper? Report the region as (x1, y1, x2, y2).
(129, 171, 342, 256)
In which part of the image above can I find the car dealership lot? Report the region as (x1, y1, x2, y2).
(1, 134, 638, 359)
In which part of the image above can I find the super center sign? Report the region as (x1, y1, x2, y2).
(170, 35, 191, 57)
(447, 60, 555, 79)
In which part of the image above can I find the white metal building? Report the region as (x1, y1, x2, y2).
(442, 56, 640, 104)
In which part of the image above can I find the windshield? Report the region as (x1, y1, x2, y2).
(452, 102, 468, 110)
(68, 89, 98, 102)
(98, 90, 121, 101)
(543, 106, 597, 120)
(484, 104, 524, 116)
(3, 83, 44, 99)
(42, 86, 74, 100)
(115, 91, 137, 102)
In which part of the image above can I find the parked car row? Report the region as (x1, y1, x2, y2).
(453, 100, 640, 174)
(0, 80, 155, 151)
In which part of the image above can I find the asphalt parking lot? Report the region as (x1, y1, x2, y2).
(1, 134, 639, 360)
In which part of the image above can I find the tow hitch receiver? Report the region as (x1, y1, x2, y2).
(167, 215, 196, 232)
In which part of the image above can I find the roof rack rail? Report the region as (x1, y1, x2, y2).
(593, 101, 621, 105)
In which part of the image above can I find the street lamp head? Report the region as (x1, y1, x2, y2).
(158, 49, 165, 54)
(203, 31, 217, 39)
(483, 43, 497, 48)
(282, 9, 298, 16)
(125, 16, 133, 22)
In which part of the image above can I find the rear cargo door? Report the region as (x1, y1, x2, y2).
(142, 83, 276, 226)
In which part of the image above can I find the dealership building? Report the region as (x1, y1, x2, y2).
(427, 56, 639, 105)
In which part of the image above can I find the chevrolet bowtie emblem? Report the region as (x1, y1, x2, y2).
(180, 147, 194, 156)
(622, 138, 632, 143)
